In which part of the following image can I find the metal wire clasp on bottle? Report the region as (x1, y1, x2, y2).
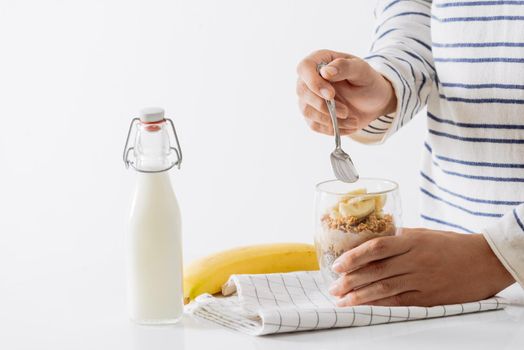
(123, 116, 183, 173)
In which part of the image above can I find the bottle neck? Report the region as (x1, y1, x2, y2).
(134, 171, 176, 205)
(134, 121, 172, 172)
(136, 170, 171, 183)
(123, 115, 182, 173)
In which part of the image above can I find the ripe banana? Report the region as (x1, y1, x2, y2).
(183, 243, 319, 304)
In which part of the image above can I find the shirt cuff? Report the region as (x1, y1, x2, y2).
(482, 208, 524, 288)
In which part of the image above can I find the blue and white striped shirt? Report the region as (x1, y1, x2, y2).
(352, 0, 524, 286)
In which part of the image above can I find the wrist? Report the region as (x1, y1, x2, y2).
(360, 74, 398, 128)
(474, 234, 515, 292)
(379, 76, 397, 116)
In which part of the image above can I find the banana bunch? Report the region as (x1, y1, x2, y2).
(183, 243, 318, 303)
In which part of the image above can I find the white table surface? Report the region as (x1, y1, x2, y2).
(2, 258, 524, 350)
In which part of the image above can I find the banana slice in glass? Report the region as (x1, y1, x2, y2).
(374, 194, 386, 212)
(329, 207, 341, 220)
(339, 197, 376, 219)
(341, 188, 367, 202)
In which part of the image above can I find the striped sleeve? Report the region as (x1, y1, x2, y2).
(483, 205, 524, 287)
(351, 0, 435, 145)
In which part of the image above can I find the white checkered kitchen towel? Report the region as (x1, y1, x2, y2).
(186, 271, 506, 336)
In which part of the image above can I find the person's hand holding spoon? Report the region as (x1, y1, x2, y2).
(296, 49, 397, 136)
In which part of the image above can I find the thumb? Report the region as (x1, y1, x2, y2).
(320, 57, 373, 86)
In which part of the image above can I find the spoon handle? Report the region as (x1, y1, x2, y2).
(325, 99, 341, 149)
(317, 62, 342, 149)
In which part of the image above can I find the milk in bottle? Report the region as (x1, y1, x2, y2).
(123, 107, 184, 324)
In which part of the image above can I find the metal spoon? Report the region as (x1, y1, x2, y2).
(318, 63, 359, 183)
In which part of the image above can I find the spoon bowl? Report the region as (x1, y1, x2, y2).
(330, 148, 359, 183)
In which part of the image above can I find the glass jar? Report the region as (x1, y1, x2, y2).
(314, 178, 401, 284)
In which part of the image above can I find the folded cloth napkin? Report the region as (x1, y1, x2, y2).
(186, 271, 506, 336)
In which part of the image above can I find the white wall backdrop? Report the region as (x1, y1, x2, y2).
(0, 0, 425, 281)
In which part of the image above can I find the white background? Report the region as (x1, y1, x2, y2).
(0, 0, 425, 283)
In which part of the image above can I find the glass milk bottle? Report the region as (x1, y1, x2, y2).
(122, 107, 184, 324)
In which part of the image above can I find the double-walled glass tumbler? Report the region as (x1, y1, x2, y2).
(315, 179, 402, 284)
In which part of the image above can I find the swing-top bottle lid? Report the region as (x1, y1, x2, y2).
(139, 107, 165, 123)
(123, 107, 183, 172)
